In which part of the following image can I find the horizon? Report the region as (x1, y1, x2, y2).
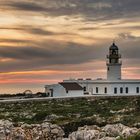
(0, 0, 140, 94)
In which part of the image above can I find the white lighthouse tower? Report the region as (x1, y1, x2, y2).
(106, 42, 122, 80)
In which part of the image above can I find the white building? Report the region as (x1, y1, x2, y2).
(45, 43, 140, 97)
(45, 82, 84, 97)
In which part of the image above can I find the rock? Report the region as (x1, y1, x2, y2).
(133, 122, 140, 128)
(102, 123, 126, 137)
(110, 108, 135, 114)
(21, 123, 32, 129)
(0, 120, 64, 140)
(0, 119, 13, 128)
(98, 132, 106, 139)
(0, 120, 13, 140)
(68, 123, 140, 140)
(51, 128, 59, 134)
(44, 114, 63, 122)
(12, 127, 26, 140)
(0, 119, 139, 140)
(69, 125, 101, 140)
(122, 127, 139, 138)
(99, 137, 116, 140)
(102, 123, 139, 138)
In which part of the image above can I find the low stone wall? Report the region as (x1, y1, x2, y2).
(0, 95, 140, 103)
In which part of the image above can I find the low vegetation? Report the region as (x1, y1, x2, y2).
(118, 132, 140, 140)
(0, 96, 140, 137)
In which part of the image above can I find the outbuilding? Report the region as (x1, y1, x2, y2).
(45, 82, 84, 97)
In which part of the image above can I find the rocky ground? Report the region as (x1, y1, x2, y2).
(0, 119, 64, 140)
(66, 123, 140, 140)
(0, 96, 140, 139)
(0, 120, 139, 140)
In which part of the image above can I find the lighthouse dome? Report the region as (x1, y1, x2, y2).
(109, 42, 118, 50)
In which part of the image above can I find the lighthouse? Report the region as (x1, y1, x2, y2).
(106, 42, 122, 80)
(45, 41, 140, 97)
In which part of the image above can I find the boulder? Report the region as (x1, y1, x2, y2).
(0, 120, 13, 140)
(102, 123, 126, 137)
(122, 127, 139, 138)
(69, 125, 101, 140)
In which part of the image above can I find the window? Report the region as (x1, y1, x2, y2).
(120, 87, 123, 93)
(96, 87, 98, 93)
(136, 87, 139, 93)
(125, 87, 129, 93)
(108, 67, 109, 71)
(114, 88, 117, 94)
(104, 87, 107, 93)
(83, 87, 86, 91)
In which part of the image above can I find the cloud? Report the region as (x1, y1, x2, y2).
(117, 39, 140, 61)
(4, 1, 46, 12)
(0, 25, 76, 37)
(0, 41, 105, 72)
(79, 27, 100, 31)
(0, 38, 139, 73)
(0, 25, 53, 35)
(0, 38, 29, 43)
(25, 27, 54, 35)
(118, 32, 139, 40)
(1, 0, 140, 21)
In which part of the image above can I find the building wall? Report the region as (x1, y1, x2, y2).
(52, 84, 67, 97)
(79, 82, 140, 96)
(67, 90, 83, 97)
(45, 84, 66, 97)
(107, 64, 121, 80)
(45, 81, 140, 97)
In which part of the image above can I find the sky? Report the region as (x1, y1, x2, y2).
(0, 0, 140, 94)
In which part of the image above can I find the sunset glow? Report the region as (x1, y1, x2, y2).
(0, 0, 140, 93)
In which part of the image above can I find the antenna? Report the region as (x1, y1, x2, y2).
(113, 39, 115, 44)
